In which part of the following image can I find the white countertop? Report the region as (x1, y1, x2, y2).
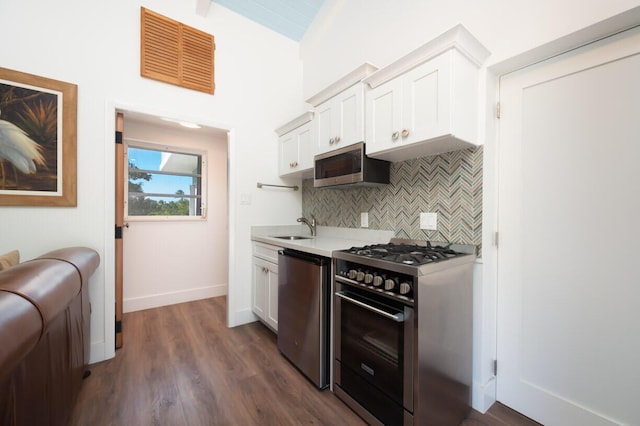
(251, 225, 394, 258)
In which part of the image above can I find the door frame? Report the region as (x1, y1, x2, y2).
(115, 112, 124, 349)
(475, 8, 640, 413)
(101, 100, 234, 360)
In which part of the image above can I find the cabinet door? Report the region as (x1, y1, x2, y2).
(278, 132, 298, 176)
(266, 266, 279, 331)
(335, 83, 364, 147)
(315, 100, 334, 154)
(315, 83, 365, 154)
(365, 77, 403, 155)
(402, 53, 451, 144)
(252, 257, 267, 320)
(296, 122, 314, 171)
(278, 121, 314, 177)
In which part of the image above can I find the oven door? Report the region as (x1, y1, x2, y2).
(334, 281, 414, 424)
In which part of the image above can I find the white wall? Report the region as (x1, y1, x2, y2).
(0, 0, 306, 363)
(300, 0, 640, 97)
(299, 0, 640, 412)
(121, 118, 228, 313)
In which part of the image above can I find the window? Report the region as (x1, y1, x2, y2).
(125, 142, 206, 219)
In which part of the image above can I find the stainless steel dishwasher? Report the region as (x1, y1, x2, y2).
(277, 248, 330, 389)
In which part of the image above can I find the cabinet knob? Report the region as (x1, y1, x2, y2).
(392, 131, 400, 141)
(335, 136, 341, 143)
(292, 161, 298, 167)
(262, 267, 268, 273)
(329, 138, 335, 145)
(401, 129, 410, 138)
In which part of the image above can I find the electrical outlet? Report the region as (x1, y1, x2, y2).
(361, 212, 369, 228)
(420, 212, 437, 230)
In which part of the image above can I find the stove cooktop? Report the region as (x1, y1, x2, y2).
(343, 243, 463, 265)
(333, 239, 477, 276)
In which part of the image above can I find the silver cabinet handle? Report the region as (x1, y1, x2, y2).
(335, 291, 405, 322)
(401, 129, 410, 138)
(392, 131, 399, 141)
(329, 138, 335, 145)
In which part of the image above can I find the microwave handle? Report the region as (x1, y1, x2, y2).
(335, 291, 405, 322)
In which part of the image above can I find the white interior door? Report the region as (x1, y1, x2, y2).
(497, 26, 640, 426)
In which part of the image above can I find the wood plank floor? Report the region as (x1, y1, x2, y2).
(70, 297, 540, 426)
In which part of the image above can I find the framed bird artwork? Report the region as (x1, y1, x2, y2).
(0, 67, 77, 206)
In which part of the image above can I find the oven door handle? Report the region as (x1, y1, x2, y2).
(335, 291, 405, 322)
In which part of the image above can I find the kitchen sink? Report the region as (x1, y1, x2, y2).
(272, 235, 312, 240)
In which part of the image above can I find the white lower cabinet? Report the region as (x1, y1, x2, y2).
(251, 242, 281, 332)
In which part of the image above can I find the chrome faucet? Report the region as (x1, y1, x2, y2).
(297, 214, 317, 237)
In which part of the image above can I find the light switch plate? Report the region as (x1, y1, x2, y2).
(240, 193, 252, 205)
(420, 212, 437, 230)
(361, 212, 369, 228)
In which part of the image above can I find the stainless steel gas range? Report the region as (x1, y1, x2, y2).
(332, 239, 476, 426)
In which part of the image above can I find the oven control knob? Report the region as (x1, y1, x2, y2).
(399, 282, 412, 295)
(348, 270, 358, 280)
(372, 275, 384, 287)
(356, 271, 365, 282)
(364, 273, 374, 284)
(384, 278, 398, 291)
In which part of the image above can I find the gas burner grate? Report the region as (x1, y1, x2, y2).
(346, 243, 464, 265)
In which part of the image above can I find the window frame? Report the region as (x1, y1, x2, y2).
(124, 138, 207, 222)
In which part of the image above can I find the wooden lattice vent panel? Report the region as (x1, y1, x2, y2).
(141, 7, 215, 94)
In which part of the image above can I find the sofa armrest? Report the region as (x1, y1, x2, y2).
(0, 292, 42, 383)
(37, 247, 100, 288)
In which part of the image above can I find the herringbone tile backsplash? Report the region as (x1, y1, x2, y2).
(302, 146, 482, 252)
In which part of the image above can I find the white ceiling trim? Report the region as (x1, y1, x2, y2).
(195, 0, 211, 17)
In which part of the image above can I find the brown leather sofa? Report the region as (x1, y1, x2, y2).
(0, 247, 100, 426)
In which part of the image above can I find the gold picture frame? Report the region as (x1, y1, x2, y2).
(0, 67, 77, 206)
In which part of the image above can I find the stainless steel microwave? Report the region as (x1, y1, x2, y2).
(314, 142, 390, 188)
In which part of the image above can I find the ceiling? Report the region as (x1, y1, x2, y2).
(210, 0, 324, 41)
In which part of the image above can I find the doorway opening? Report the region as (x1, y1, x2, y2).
(114, 109, 229, 349)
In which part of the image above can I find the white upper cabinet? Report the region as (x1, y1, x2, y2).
(366, 77, 403, 153)
(364, 25, 490, 162)
(314, 83, 365, 153)
(307, 63, 378, 155)
(276, 111, 314, 177)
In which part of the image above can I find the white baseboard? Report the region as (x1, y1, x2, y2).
(472, 377, 497, 413)
(89, 341, 114, 364)
(229, 307, 257, 327)
(123, 284, 227, 313)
